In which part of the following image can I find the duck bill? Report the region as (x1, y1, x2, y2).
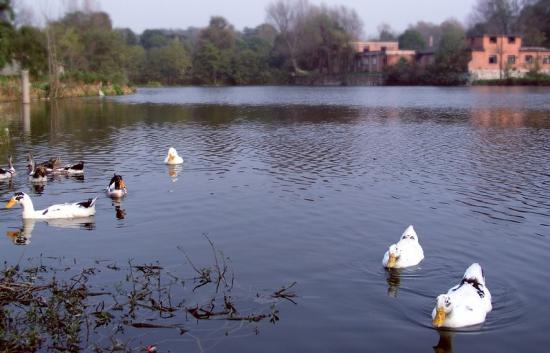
(433, 307, 446, 327)
(6, 198, 16, 209)
(168, 154, 175, 162)
(387, 254, 397, 268)
(119, 180, 126, 189)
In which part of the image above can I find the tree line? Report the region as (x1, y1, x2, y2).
(0, 0, 549, 87)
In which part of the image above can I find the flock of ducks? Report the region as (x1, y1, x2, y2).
(382, 226, 492, 328)
(2, 147, 183, 219)
(3, 147, 490, 330)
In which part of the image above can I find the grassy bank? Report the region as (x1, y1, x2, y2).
(0, 76, 136, 103)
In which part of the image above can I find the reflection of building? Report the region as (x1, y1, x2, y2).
(468, 35, 550, 79)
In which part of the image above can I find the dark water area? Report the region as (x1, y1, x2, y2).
(0, 86, 549, 352)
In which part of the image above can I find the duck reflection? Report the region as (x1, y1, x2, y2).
(5, 217, 95, 246)
(6, 219, 35, 245)
(385, 268, 402, 297)
(31, 181, 46, 194)
(111, 199, 126, 220)
(433, 330, 454, 353)
(167, 164, 182, 182)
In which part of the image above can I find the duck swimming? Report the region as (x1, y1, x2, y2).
(382, 225, 424, 269)
(27, 157, 48, 183)
(27, 154, 61, 173)
(59, 161, 85, 175)
(164, 147, 183, 165)
(432, 263, 492, 328)
(6, 192, 97, 219)
(0, 156, 15, 180)
(107, 174, 127, 198)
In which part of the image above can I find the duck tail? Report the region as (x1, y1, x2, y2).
(77, 197, 98, 209)
(463, 263, 485, 285)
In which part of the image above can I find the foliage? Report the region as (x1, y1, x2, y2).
(143, 39, 191, 85)
(398, 29, 427, 51)
(376, 23, 397, 41)
(431, 21, 471, 85)
(12, 26, 47, 77)
(518, 0, 550, 47)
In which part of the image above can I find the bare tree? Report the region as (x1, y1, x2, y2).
(470, 0, 522, 34)
(266, 0, 310, 72)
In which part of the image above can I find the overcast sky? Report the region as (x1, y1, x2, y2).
(20, 0, 478, 37)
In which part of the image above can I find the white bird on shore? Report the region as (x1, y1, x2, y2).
(382, 225, 424, 268)
(0, 156, 15, 180)
(432, 263, 492, 328)
(164, 147, 183, 165)
(6, 192, 97, 219)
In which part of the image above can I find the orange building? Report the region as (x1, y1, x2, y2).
(468, 35, 550, 79)
(352, 41, 416, 73)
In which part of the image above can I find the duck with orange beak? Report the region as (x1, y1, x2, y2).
(432, 263, 492, 328)
(164, 147, 183, 165)
(382, 225, 424, 269)
(6, 192, 97, 219)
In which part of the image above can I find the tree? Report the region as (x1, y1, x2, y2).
(0, 0, 14, 68)
(432, 21, 470, 85)
(12, 26, 47, 77)
(518, 0, 550, 47)
(398, 29, 427, 51)
(377, 23, 397, 41)
(266, 0, 309, 72)
(145, 39, 190, 84)
(469, 0, 521, 34)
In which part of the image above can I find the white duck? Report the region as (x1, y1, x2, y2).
(0, 156, 15, 180)
(107, 174, 127, 198)
(432, 263, 492, 328)
(382, 225, 425, 268)
(6, 192, 97, 219)
(164, 147, 183, 165)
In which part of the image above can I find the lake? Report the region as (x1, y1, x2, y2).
(0, 86, 549, 352)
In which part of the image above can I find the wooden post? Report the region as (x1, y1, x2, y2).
(21, 70, 30, 104)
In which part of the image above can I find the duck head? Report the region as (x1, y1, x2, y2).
(433, 294, 452, 327)
(166, 147, 179, 162)
(6, 192, 29, 209)
(109, 174, 126, 190)
(386, 244, 401, 268)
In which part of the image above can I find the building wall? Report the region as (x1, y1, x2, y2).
(351, 41, 399, 53)
(468, 35, 550, 79)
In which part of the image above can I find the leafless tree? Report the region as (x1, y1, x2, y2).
(266, 0, 310, 72)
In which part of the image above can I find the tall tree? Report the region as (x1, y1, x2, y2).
(469, 0, 521, 34)
(518, 0, 550, 46)
(398, 29, 427, 51)
(377, 23, 397, 41)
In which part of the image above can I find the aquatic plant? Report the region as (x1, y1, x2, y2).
(0, 238, 296, 352)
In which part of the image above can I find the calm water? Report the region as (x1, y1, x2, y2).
(0, 86, 549, 352)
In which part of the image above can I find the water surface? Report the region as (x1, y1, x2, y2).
(0, 86, 549, 352)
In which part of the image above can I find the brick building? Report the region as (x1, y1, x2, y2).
(468, 34, 550, 79)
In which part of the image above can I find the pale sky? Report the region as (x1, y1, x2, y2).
(20, 0, 478, 37)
